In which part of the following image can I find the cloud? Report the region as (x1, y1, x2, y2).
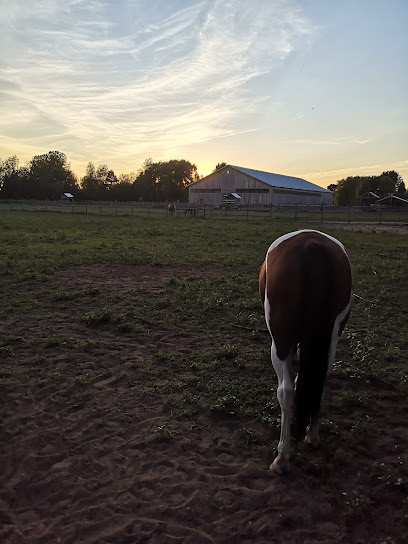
(0, 0, 315, 173)
(304, 160, 408, 182)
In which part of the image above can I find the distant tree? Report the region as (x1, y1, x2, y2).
(80, 162, 118, 199)
(214, 162, 227, 171)
(80, 162, 99, 199)
(0, 155, 29, 198)
(109, 181, 135, 201)
(382, 170, 406, 195)
(133, 159, 198, 202)
(330, 171, 405, 205)
(118, 172, 136, 184)
(27, 151, 78, 199)
(105, 169, 118, 190)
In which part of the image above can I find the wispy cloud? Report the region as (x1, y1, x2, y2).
(0, 0, 315, 173)
(304, 160, 408, 183)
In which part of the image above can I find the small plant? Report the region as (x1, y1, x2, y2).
(42, 335, 62, 348)
(49, 369, 66, 380)
(0, 345, 15, 357)
(84, 284, 101, 296)
(209, 395, 239, 415)
(74, 339, 99, 351)
(216, 344, 239, 360)
(0, 368, 15, 379)
(82, 308, 112, 326)
(75, 372, 94, 385)
(167, 277, 181, 286)
(52, 289, 81, 301)
(154, 425, 178, 438)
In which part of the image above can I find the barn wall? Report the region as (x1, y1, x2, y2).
(188, 168, 332, 206)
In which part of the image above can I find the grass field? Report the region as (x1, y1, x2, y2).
(1, 211, 407, 543)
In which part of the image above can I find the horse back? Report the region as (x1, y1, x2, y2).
(260, 231, 351, 360)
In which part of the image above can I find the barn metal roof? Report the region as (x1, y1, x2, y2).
(361, 191, 380, 198)
(228, 165, 332, 193)
(378, 194, 408, 203)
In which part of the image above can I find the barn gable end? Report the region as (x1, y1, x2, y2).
(188, 165, 332, 207)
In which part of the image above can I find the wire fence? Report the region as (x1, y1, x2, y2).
(1, 199, 408, 225)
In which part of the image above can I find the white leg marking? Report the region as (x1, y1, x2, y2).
(328, 298, 351, 373)
(270, 341, 294, 474)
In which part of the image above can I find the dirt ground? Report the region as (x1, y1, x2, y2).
(1, 263, 407, 544)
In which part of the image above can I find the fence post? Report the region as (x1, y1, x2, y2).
(320, 203, 324, 224)
(348, 205, 351, 224)
(294, 204, 297, 222)
(379, 206, 382, 225)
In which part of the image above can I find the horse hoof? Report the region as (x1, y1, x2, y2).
(270, 458, 289, 475)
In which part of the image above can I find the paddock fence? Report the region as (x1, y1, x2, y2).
(1, 199, 408, 225)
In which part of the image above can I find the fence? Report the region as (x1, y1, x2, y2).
(1, 199, 408, 225)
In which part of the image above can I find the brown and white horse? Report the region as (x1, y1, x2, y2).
(167, 203, 176, 216)
(259, 230, 352, 474)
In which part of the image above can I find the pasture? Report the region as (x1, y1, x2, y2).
(0, 211, 407, 543)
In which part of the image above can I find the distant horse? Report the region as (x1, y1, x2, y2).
(259, 230, 352, 474)
(167, 203, 176, 216)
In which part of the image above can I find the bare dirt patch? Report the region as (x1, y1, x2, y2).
(1, 265, 407, 543)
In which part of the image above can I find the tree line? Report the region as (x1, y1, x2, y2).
(327, 171, 406, 206)
(0, 150, 406, 204)
(0, 151, 199, 202)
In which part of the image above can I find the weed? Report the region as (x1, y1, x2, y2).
(154, 425, 178, 438)
(42, 335, 62, 348)
(209, 395, 239, 415)
(82, 308, 112, 326)
(49, 369, 66, 380)
(53, 289, 82, 301)
(0, 345, 15, 357)
(75, 372, 94, 385)
(74, 339, 99, 351)
(0, 368, 15, 379)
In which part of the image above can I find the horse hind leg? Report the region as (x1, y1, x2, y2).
(270, 341, 294, 474)
(304, 312, 344, 448)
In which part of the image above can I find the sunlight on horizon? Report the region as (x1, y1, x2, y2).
(0, 0, 407, 187)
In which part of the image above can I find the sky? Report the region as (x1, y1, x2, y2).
(0, 0, 407, 189)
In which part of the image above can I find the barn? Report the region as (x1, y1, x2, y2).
(188, 165, 333, 207)
(378, 195, 408, 208)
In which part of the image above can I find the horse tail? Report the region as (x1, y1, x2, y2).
(294, 241, 333, 441)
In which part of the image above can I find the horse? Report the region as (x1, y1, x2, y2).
(167, 203, 176, 216)
(259, 229, 352, 474)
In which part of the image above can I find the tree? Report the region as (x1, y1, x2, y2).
(80, 162, 118, 199)
(330, 171, 405, 205)
(133, 159, 199, 202)
(0, 155, 29, 198)
(27, 151, 78, 199)
(214, 162, 227, 171)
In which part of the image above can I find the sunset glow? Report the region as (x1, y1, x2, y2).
(1, 0, 407, 187)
